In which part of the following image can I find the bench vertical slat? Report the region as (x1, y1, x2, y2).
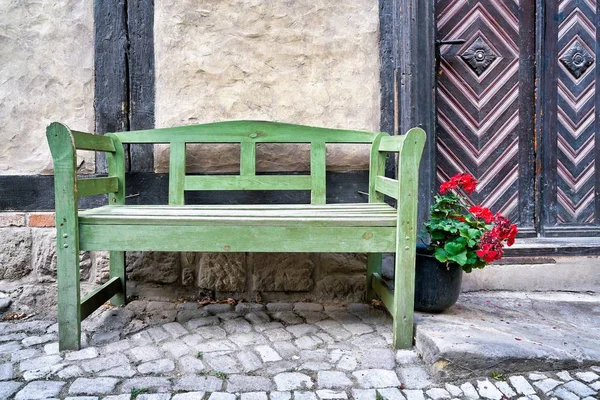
(169, 141, 186, 205)
(106, 133, 127, 306)
(240, 141, 256, 176)
(367, 133, 387, 304)
(310, 141, 326, 204)
(393, 127, 426, 349)
(369, 133, 387, 203)
(46, 122, 81, 351)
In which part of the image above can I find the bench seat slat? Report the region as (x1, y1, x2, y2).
(79, 204, 397, 226)
(86, 204, 394, 211)
(81, 204, 396, 217)
(79, 225, 397, 252)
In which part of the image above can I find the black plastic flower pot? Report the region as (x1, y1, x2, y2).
(414, 248, 463, 313)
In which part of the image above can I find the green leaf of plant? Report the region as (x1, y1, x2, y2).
(434, 248, 448, 263)
(445, 241, 465, 256)
(447, 250, 468, 265)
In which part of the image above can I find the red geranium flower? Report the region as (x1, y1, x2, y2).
(439, 173, 478, 195)
(458, 173, 477, 194)
(469, 205, 494, 223)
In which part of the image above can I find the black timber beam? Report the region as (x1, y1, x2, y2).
(396, 0, 437, 233)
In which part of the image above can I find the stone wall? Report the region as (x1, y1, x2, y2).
(0, 0, 95, 175)
(153, 0, 380, 173)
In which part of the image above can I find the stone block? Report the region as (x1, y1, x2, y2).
(320, 253, 367, 274)
(93, 251, 110, 284)
(0, 228, 32, 281)
(195, 253, 246, 292)
(0, 213, 25, 227)
(127, 251, 181, 284)
(315, 274, 365, 302)
(30, 229, 91, 283)
(252, 253, 314, 292)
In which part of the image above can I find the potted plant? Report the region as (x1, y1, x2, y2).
(415, 172, 518, 312)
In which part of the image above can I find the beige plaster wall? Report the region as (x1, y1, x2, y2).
(0, 1, 95, 175)
(154, 0, 380, 173)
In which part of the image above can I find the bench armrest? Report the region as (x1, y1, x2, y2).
(47, 122, 126, 200)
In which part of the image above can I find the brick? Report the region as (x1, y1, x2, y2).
(0, 213, 25, 227)
(28, 213, 55, 227)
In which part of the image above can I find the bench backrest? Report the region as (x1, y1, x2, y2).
(47, 120, 425, 207)
(113, 121, 378, 205)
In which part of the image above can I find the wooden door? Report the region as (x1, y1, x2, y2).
(435, 0, 536, 235)
(540, 0, 600, 236)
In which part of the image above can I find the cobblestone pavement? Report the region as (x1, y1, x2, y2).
(1, 301, 598, 399)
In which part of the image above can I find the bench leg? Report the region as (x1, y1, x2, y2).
(109, 251, 127, 306)
(57, 240, 81, 351)
(392, 251, 415, 349)
(366, 253, 382, 302)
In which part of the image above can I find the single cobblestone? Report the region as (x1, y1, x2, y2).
(476, 379, 503, 400)
(460, 382, 479, 399)
(174, 374, 224, 392)
(360, 348, 395, 369)
(65, 346, 98, 361)
(99, 365, 137, 378)
(138, 358, 175, 374)
(534, 378, 562, 393)
(208, 393, 236, 400)
(317, 371, 353, 389)
(120, 377, 172, 393)
(444, 383, 462, 397)
(81, 354, 130, 373)
(226, 375, 272, 392)
(19, 354, 62, 371)
(15, 380, 64, 400)
(402, 389, 425, 400)
(353, 369, 401, 389)
(553, 386, 580, 400)
(270, 391, 292, 400)
(255, 345, 282, 362)
(509, 375, 537, 396)
(57, 365, 84, 379)
(376, 387, 404, 400)
(316, 389, 349, 399)
(0, 381, 21, 398)
(557, 371, 573, 381)
(172, 392, 206, 400)
(426, 387, 451, 399)
(69, 377, 119, 395)
(274, 372, 314, 390)
(575, 371, 599, 382)
(295, 391, 318, 400)
(396, 366, 432, 389)
(562, 380, 596, 397)
(241, 392, 268, 400)
(352, 389, 377, 400)
(0, 362, 13, 381)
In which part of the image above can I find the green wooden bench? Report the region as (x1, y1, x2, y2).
(46, 120, 426, 351)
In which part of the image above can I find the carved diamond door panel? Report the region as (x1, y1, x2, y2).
(436, 0, 535, 230)
(541, 1, 600, 233)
